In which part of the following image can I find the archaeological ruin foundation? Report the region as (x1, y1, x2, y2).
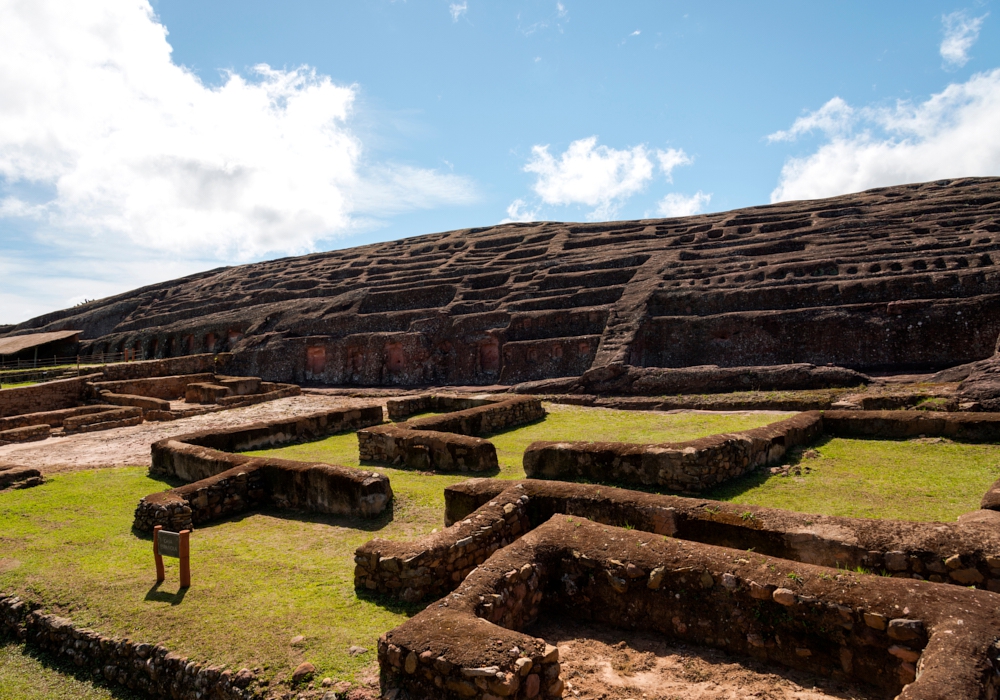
(5, 177, 1000, 699)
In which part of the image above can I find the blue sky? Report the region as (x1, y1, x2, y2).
(1, 0, 998, 323)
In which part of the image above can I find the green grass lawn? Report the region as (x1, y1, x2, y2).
(706, 437, 1000, 522)
(0, 641, 142, 700)
(4, 404, 1000, 695)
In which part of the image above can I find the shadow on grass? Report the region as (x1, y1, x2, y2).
(360, 458, 501, 479)
(354, 588, 430, 617)
(143, 582, 188, 606)
(0, 638, 146, 700)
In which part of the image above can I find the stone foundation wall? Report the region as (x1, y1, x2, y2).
(98, 354, 231, 381)
(359, 397, 544, 472)
(523, 411, 822, 492)
(98, 392, 171, 411)
(134, 458, 392, 532)
(215, 383, 300, 407)
(0, 595, 260, 700)
(63, 407, 143, 434)
(386, 394, 494, 421)
(139, 406, 391, 530)
(0, 424, 50, 446)
(443, 479, 1000, 591)
(354, 487, 531, 602)
(404, 397, 545, 437)
(823, 409, 1000, 441)
(357, 426, 499, 472)
(380, 516, 1000, 700)
(151, 406, 384, 480)
(0, 405, 114, 431)
(0, 374, 99, 418)
(89, 373, 214, 400)
(0, 467, 43, 489)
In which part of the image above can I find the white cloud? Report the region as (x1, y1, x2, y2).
(524, 137, 691, 220)
(656, 191, 711, 217)
(941, 10, 988, 68)
(450, 2, 468, 22)
(657, 148, 694, 182)
(556, 2, 568, 18)
(500, 198, 540, 223)
(769, 69, 1000, 203)
(766, 97, 855, 143)
(0, 0, 476, 266)
(630, 30, 641, 37)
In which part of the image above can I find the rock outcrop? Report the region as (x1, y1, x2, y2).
(4, 177, 1000, 389)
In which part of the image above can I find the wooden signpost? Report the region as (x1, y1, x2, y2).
(153, 525, 191, 588)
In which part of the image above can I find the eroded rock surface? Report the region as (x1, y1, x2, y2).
(6, 177, 1000, 388)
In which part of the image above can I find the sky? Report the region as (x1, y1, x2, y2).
(1, 1, 999, 324)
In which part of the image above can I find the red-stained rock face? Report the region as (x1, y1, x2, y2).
(6, 177, 1000, 387)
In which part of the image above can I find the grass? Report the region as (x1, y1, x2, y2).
(705, 437, 1000, 522)
(4, 404, 1000, 692)
(0, 640, 142, 700)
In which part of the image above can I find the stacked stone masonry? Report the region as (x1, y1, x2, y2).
(358, 397, 544, 472)
(0, 595, 261, 700)
(524, 409, 1000, 492)
(355, 487, 532, 603)
(380, 516, 1000, 700)
(136, 406, 389, 531)
(444, 478, 1000, 592)
(523, 411, 822, 491)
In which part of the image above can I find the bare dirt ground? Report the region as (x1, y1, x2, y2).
(532, 617, 883, 700)
(0, 395, 381, 475)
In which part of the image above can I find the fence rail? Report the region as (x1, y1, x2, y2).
(0, 351, 141, 373)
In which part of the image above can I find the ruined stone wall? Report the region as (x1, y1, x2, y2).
(357, 426, 498, 472)
(443, 479, 1000, 591)
(151, 406, 384, 480)
(380, 516, 1000, 700)
(523, 411, 822, 492)
(404, 397, 545, 437)
(89, 373, 214, 400)
(98, 354, 230, 381)
(63, 407, 142, 434)
(385, 394, 493, 421)
(134, 457, 392, 532)
(0, 374, 98, 418)
(354, 487, 531, 602)
(822, 409, 1000, 441)
(0, 405, 113, 430)
(0, 595, 260, 700)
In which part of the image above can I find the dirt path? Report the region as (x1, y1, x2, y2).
(532, 616, 881, 700)
(0, 395, 382, 475)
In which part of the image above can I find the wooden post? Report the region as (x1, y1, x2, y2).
(153, 525, 165, 583)
(179, 530, 191, 588)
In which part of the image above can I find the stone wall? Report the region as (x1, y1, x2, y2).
(358, 397, 544, 473)
(385, 394, 494, 421)
(98, 353, 231, 381)
(0, 374, 99, 418)
(380, 515, 1000, 700)
(405, 397, 545, 436)
(90, 373, 214, 400)
(357, 426, 499, 473)
(134, 457, 392, 532)
(138, 406, 390, 531)
(523, 411, 822, 492)
(0, 424, 50, 446)
(354, 486, 531, 602)
(0, 466, 43, 489)
(444, 478, 1000, 591)
(63, 407, 143, 434)
(98, 392, 171, 411)
(0, 595, 260, 700)
(823, 409, 1000, 441)
(0, 405, 114, 431)
(151, 406, 384, 481)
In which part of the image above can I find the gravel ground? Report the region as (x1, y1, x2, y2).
(0, 395, 383, 475)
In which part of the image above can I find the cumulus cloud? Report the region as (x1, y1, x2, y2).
(0, 0, 475, 264)
(449, 2, 468, 22)
(522, 136, 692, 220)
(941, 10, 988, 68)
(656, 191, 712, 217)
(766, 97, 855, 143)
(500, 198, 540, 223)
(769, 69, 1000, 203)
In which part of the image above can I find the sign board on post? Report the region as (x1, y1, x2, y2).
(153, 525, 191, 588)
